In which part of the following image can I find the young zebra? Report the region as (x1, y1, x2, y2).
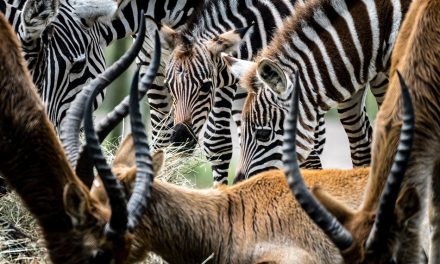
(0, 0, 203, 131)
(156, 0, 389, 185)
(227, 0, 410, 181)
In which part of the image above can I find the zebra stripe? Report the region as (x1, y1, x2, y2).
(1, 0, 202, 132)
(155, 0, 318, 185)
(232, 0, 410, 180)
(158, 0, 388, 185)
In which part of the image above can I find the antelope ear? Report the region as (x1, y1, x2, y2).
(256, 59, 290, 96)
(206, 23, 255, 55)
(21, 0, 59, 41)
(396, 187, 421, 227)
(71, 0, 118, 26)
(63, 183, 89, 227)
(223, 54, 256, 80)
(152, 150, 165, 177)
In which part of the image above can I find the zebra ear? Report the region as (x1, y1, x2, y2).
(71, 0, 118, 26)
(223, 54, 256, 80)
(256, 59, 289, 95)
(207, 23, 255, 55)
(157, 23, 178, 50)
(21, 0, 59, 41)
(63, 183, 89, 227)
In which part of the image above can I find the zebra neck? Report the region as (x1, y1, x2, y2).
(0, 1, 22, 32)
(104, 0, 203, 45)
(261, 0, 409, 110)
(181, 0, 297, 59)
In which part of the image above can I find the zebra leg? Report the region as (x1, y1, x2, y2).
(369, 72, 389, 107)
(301, 114, 325, 169)
(139, 33, 174, 149)
(337, 87, 372, 167)
(203, 85, 238, 186)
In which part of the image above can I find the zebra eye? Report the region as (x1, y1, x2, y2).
(70, 56, 86, 74)
(200, 81, 212, 93)
(255, 128, 271, 142)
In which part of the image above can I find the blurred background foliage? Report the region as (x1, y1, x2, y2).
(101, 39, 379, 188)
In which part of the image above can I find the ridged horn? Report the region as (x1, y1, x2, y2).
(60, 9, 146, 177)
(126, 44, 160, 229)
(95, 30, 161, 142)
(283, 73, 353, 250)
(84, 67, 128, 238)
(75, 30, 161, 189)
(365, 70, 415, 251)
(64, 10, 146, 188)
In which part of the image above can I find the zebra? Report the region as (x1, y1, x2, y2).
(226, 0, 411, 181)
(0, 0, 203, 131)
(155, 0, 387, 185)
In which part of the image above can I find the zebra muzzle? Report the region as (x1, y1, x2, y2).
(170, 123, 197, 152)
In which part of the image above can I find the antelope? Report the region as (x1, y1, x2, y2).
(284, 0, 440, 262)
(0, 10, 162, 263)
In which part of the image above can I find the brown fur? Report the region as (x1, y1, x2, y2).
(313, 0, 440, 262)
(92, 134, 370, 263)
(0, 13, 131, 263)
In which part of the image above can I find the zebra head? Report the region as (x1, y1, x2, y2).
(19, 0, 121, 131)
(160, 23, 254, 151)
(227, 56, 315, 183)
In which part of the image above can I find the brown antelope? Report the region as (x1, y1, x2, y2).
(284, 0, 440, 262)
(0, 10, 162, 263)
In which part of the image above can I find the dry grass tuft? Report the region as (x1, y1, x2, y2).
(0, 138, 209, 264)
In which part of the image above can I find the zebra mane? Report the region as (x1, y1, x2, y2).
(241, 63, 261, 93)
(260, 0, 330, 60)
(241, 0, 331, 94)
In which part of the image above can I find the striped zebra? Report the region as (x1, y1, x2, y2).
(155, 0, 386, 185)
(0, 0, 203, 131)
(226, 0, 411, 181)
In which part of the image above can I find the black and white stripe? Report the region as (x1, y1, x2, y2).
(0, 0, 202, 132)
(230, 0, 410, 180)
(157, 0, 389, 185)
(155, 0, 311, 185)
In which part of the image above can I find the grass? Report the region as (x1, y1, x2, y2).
(0, 138, 210, 264)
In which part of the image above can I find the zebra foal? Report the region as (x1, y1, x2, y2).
(227, 0, 410, 181)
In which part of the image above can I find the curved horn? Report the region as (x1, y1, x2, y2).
(75, 31, 161, 188)
(84, 69, 128, 237)
(61, 10, 146, 174)
(365, 70, 415, 251)
(126, 53, 159, 230)
(283, 73, 353, 250)
(75, 71, 141, 187)
(95, 30, 161, 141)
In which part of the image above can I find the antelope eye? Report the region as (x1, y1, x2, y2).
(70, 56, 86, 74)
(255, 128, 271, 142)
